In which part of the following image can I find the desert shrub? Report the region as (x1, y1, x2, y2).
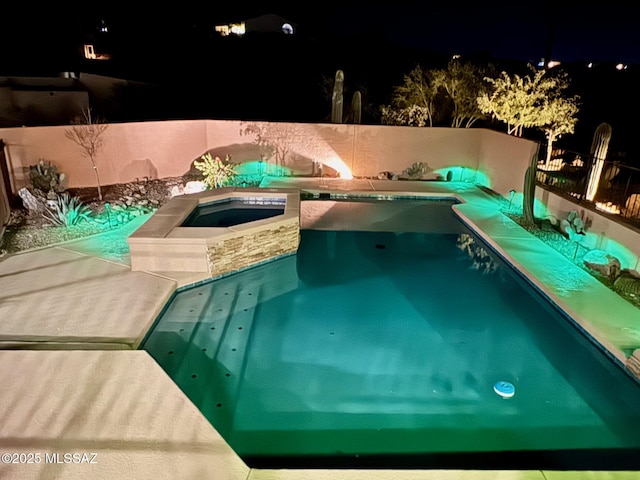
(43, 193, 91, 227)
(193, 153, 238, 189)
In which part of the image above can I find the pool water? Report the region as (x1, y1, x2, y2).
(181, 198, 285, 227)
(142, 201, 640, 469)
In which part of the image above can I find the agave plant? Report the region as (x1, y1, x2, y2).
(43, 193, 91, 227)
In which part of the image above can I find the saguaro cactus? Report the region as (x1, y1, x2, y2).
(585, 122, 612, 201)
(331, 70, 344, 123)
(522, 144, 541, 227)
(351, 90, 362, 124)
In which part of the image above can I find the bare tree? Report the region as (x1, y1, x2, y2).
(381, 65, 440, 127)
(65, 108, 108, 201)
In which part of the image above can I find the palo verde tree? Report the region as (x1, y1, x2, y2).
(477, 65, 546, 137)
(478, 64, 579, 161)
(65, 108, 108, 201)
(381, 65, 440, 127)
(431, 59, 492, 128)
(536, 72, 580, 165)
(479, 65, 579, 227)
(477, 64, 578, 140)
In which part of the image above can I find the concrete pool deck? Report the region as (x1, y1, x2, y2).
(0, 178, 638, 479)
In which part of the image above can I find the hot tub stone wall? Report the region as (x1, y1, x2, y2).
(207, 221, 300, 277)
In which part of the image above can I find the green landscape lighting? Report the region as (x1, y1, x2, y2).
(105, 202, 112, 228)
(434, 167, 490, 188)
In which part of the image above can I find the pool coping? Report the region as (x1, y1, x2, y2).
(1, 178, 639, 479)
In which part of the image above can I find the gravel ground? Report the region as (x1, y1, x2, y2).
(504, 211, 640, 310)
(0, 177, 186, 255)
(1, 223, 114, 254)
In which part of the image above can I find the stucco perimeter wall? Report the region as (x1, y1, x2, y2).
(477, 128, 539, 196)
(0, 120, 210, 191)
(350, 125, 537, 196)
(0, 119, 536, 197)
(351, 125, 480, 176)
(535, 187, 640, 271)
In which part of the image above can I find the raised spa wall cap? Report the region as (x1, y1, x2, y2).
(493, 381, 515, 398)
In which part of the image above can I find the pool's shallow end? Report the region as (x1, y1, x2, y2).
(127, 187, 300, 277)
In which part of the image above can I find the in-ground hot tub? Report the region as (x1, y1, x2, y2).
(127, 187, 300, 279)
(181, 197, 286, 227)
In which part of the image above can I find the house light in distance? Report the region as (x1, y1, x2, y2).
(216, 22, 246, 36)
(84, 44, 96, 60)
(215, 25, 229, 36)
(230, 23, 246, 35)
(83, 44, 111, 60)
(538, 58, 561, 69)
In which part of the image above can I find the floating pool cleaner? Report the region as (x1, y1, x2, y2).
(493, 381, 515, 399)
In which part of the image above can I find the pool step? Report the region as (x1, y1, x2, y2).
(141, 280, 260, 417)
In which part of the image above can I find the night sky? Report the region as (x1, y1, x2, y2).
(289, 2, 640, 65)
(3, 4, 640, 68)
(216, 3, 640, 65)
(2, 4, 640, 158)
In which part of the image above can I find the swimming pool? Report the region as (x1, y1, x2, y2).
(142, 198, 640, 470)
